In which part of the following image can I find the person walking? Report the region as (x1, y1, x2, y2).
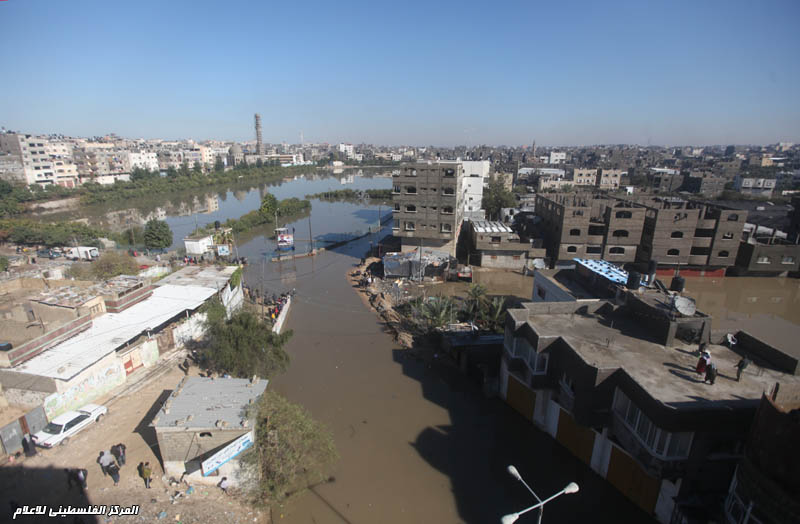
(76, 468, 88, 489)
(695, 350, 710, 375)
(117, 443, 126, 466)
(98, 451, 114, 476)
(141, 462, 152, 489)
(218, 477, 229, 495)
(110, 444, 121, 466)
(705, 362, 718, 385)
(735, 357, 751, 382)
(22, 434, 37, 457)
(107, 462, 120, 486)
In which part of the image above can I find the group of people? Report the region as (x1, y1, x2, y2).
(695, 342, 754, 385)
(96, 443, 126, 486)
(243, 286, 292, 322)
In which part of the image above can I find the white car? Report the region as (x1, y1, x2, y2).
(32, 404, 108, 448)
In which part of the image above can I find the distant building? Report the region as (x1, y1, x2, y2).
(549, 151, 567, 165)
(734, 224, 800, 275)
(596, 169, 624, 190)
(650, 168, 683, 193)
(734, 176, 776, 197)
(683, 172, 726, 198)
(0, 133, 78, 187)
(465, 220, 545, 270)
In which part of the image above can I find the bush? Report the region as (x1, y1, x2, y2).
(90, 252, 140, 280)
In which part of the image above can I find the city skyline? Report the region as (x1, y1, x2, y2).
(1, 0, 799, 146)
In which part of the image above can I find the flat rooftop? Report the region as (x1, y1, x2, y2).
(8, 284, 218, 380)
(524, 308, 800, 408)
(155, 265, 236, 290)
(536, 269, 599, 300)
(152, 376, 268, 430)
(472, 220, 513, 234)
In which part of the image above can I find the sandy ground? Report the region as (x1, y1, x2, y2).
(0, 356, 267, 524)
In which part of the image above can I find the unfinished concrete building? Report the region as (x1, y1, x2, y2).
(534, 193, 645, 265)
(392, 162, 463, 257)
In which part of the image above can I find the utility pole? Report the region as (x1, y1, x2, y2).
(308, 215, 313, 254)
(418, 237, 423, 281)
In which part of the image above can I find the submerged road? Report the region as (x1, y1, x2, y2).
(252, 234, 653, 523)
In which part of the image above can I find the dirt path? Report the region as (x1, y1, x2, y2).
(0, 358, 267, 524)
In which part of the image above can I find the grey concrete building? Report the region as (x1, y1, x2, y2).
(500, 267, 800, 522)
(465, 220, 545, 270)
(534, 193, 645, 265)
(392, 162, 463, 256)
(682, 172, 727, 198)
(152, 376, 267, 485)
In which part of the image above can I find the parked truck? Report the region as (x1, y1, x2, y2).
(65, 246, 100, 261)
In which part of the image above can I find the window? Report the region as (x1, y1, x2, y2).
(513, 255, 521, 260)
(537, 286, 546, 299)
(671, 231, 683, 238)
(782, 256, 796, 265)
(567, 246, 577, 253)
(728, 214, 739, 221)
(718, 250, 730, 258)
(616, 210, 632, 219)
(442, 206, 454, 214)
(586, 246, 602, 254)
(404, 221, 415, 231)
(441, 223, 452, 233)
(588, 225, 605, 235)
(667, 249, 680, 256)
(199, 432, 213, 437)
(612, 230, 629, 238)
(559, 373, 575, 397)
(405, 204, 416, 213)
(756, 256, 771, 264)
(405, 186, 417, 194)
(528, 351, 548, 374)
(613, 390, 693, 459)
(393, 185, 401, 194)
(609, 247, 625, 254)
(722, 232, 734, 240)
(393, 203, 400, 211)
(444, 168, 455, 177)
(442, 187, 455, 196)
(490, 236, 501, 243)
(569, 228, 580, 236)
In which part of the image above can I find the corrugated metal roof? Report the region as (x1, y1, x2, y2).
(12, 284, 218, 381)
(573, 258, 645, 286)
(472, 220, 512, 233)
(153, 376, 267, 430)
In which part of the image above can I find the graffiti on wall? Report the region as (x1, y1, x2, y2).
(44, 358, 125, 419)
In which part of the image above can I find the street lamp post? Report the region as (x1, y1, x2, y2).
(502, 465, 579, 524)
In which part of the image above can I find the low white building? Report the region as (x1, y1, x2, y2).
(184, 234, 214, 256)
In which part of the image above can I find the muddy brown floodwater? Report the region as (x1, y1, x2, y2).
(247, 235, 652, 524)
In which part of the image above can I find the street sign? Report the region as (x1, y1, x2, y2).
(201, 431, 254, 476)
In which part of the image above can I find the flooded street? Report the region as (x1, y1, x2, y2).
(253, 233, 651, 523)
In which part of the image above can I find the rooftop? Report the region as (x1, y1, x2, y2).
(522, 306, 800, 408)
(155, 265, 237, 290)
(9, 284, 218, 380)
(536, 268, 600, 300)
(574, 258, 646, 287)
(472, 220, 513, 234)
(152, 376, 268, 430)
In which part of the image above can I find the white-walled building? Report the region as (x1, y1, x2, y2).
(123, 151, 159, 172)
(338, 143, 355, 159)
(0, 133, 79, 187)
(549, 151, 567, 165)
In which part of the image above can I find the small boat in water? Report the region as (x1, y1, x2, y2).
(275, 227, 295, 251)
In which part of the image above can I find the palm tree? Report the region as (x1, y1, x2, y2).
(483, 296, 507, 333)
(422, 295, 455, 331)
(464, 283, 488, 323)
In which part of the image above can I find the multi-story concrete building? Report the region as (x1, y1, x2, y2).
(534, 193, 645, 265)
(549, 151, 567, 164)
(501, 262, 800, 522)
(733, 176, 776, 197)
(465, 220, 546, 270)
(682, 172, 727, 198)
(392, 162, 463, 256)
(650, 168, 683, 193)
(123, 151, 159, 172)
(573, 168, 598, 186)
(734, 225, 800, 275)
(0, 153, 25, 183)
(0, 133, 57, 186)
(597, 169, 624, 190)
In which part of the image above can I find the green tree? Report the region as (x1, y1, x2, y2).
(143, 219, 173, 249)
(203, 310, 291, 379)
(0, 256, 9, 272)
(483, 178, 516, 220)
(242, 391, 338, 505)
(256, 158, 264, 168)
(463, 283, 488, 322)
(483, 296, 507, 333)
(214, 156, 225, 172)
(259, 193, 279, 221)
(90, 251, 140, 280)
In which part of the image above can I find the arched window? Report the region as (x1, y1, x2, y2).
(199, 432, 212, 437)
(609, 247, 625, 254)
(569, 228, 580, 236)
(671, 231, 683, 238)
(615, 211, 632, 219)
(718, 250, 730, 257)
(612, 230, 629, 238)
(567, 246, 577, 253)
(723, 232, 734, 239)
(728, 214, 739, 221)
(667, 249, 680, 256)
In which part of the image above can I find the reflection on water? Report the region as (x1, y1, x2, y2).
(37, 169, 394, 250)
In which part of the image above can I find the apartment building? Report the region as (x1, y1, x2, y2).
(465, 220, 545, 270)
(123, 151, 159, 172)
(534, 193, 645, 264)
(549, 151, 567, 164)
(500, 264, 800, 522)
(573, 168, 598, 186)
(0, 133, 59, 186)
(597, 168, 624, 190)
(650, 168, 683, 193)
(392, 162, 463, 256)
(683, 172, 727, 198)
(733, 176, 776, 197)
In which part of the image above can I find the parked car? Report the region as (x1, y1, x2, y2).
(32, 404, 107, 448)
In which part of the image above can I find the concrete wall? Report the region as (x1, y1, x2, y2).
(532, 272, 576, 302)
(736, 330, 798, 375)
(173, 313, 208, 347)
(272, 295, 291, 334)
(43, 351, 126, 419)
(478, 251, 527, 269)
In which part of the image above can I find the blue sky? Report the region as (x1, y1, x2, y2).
(1, 0, 798, 146)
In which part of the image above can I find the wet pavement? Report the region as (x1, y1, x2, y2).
(256, 233, 652, 523)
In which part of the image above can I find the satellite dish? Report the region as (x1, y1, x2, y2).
(672, 296, 696, 317)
